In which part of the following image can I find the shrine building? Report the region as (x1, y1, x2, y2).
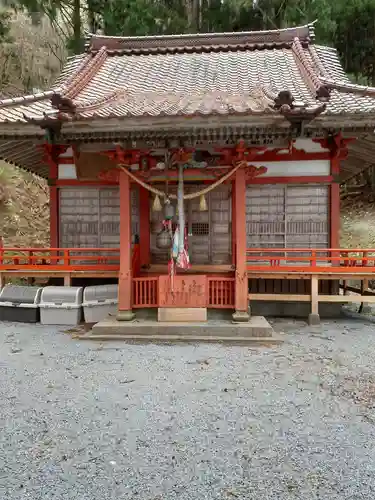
(0, 22, 375, 329)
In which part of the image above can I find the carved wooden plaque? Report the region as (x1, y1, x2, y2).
(158, 275, 207, 308)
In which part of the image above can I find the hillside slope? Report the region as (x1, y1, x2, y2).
(0, 163, 49, 247)
(340, 199, 375, 249)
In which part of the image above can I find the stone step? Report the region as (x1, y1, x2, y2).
(78, 333, 282, 345)
(86, 315, 275, 340)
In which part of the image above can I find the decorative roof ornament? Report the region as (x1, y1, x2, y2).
(316, 85, 331, 102)
(51, 93, 76, 113)
(274, 91, 295, 112)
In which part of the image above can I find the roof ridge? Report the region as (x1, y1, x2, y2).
(307, 45, 330, 79)
(62, 46, 107, 99)
(0, 90, 56, 108)
(55, 53, 92, 93)
(291, 37, 330, 103)
(292, 37, 321, 92)
(320, 77, 375, 97)
(86, 23, 315, 54)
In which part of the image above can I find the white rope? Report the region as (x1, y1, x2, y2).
(118, 161, 247, 200)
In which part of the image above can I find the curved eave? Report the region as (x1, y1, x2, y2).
(309, 111, 375, 131)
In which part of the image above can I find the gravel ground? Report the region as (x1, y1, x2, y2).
(1, 320, 375, 500)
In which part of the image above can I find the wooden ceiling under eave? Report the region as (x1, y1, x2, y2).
(341, 136, 375, 184)
(0, 139, 47, 177)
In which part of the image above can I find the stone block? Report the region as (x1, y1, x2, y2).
(158, 307, 207, 323)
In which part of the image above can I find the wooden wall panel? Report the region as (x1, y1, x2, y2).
(59, 188, 99, 248)
(99, 188, 120, 247)
(210, 185, 232, 265)
(246, 184, 329, 253)
(59, 186, 139, 249)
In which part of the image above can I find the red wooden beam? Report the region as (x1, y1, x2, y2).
(233, 168, 249, 320)
(248, 175, 333, 184)
(56, 179, 119, 186)
(231, 179, 236, 266)
(330, 157, 340, 249)
(117, 168, 134, 320)
(48, 163, 59, 249)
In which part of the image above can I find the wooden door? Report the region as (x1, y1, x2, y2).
(149, 184, 232, 265)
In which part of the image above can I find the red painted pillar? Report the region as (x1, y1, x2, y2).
(117, 169, 134, 321)
(330, 156, 340, 249)
(231, 180, 236, 266)
(49, 163, 59, 249)
(139, 186, 150, 268)
(233, 167, 249, 321)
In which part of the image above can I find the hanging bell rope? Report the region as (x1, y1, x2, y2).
(118, 160, 247, 201)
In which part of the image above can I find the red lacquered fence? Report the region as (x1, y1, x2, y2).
(133, 277, 158, 308)
(246, 248, 375, 273)
(2, 247, 375, 274)
(0, 247, 121, 270)
(207, 277, 235, 308)
(132, 276, 235, 308)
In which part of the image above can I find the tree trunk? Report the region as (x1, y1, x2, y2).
(72, 0, 82, 54)
(86, 0, 98, 33)
(184, 0, 199, 32)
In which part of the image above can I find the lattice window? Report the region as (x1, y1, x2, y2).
(246, 184, 329, 264)
(191, 222, 210, 236)
(59, 186, 139, 251)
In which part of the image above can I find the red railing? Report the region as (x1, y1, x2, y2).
(0, 247, 120, 271)
(207, 277, 235, 308)
(133, 277, 158, 307)
(1, 246, 374, 277)
(247, 248, 375, 273)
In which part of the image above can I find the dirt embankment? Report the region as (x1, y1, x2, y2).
(340, 199, 375, 249)
(0, 163, 49, 247)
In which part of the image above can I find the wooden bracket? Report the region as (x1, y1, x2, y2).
(314, 132, 354, 160)
(244, 165, 268, 181)
(40, 143, 69, 169)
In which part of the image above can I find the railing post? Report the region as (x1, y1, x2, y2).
(233, 167, 249, 322)
(63, 249, 69, 268)
(362, 251, 368, 267)
(311, 250, 316, 268)
(309, 275, 320, 325)
(359, 278, 372, 314)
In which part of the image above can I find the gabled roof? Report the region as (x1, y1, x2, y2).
(1, 22, 375, 178)
(3, 22, 375, 127)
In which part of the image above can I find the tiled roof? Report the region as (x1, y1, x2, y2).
(1, 23, 375, 177)
(1, 22, 375, 126)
